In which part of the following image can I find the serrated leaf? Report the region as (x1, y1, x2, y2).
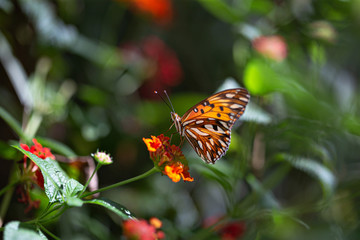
(84, 198, 135, 220)
(4, 221, 45, 240)
(65, 178, 84, 197)
(64, 178, 84, 206)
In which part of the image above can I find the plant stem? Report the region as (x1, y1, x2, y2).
(38, 223, 61, 240)
(0, 180, 19, 198)
(80, 167, 158, 198)
(24, 112, 43, 140)
(79, 163, 102, 197)
(0, 163, 18, 227)
(0, 186, 14, 228)
(38, 206, 67, 224)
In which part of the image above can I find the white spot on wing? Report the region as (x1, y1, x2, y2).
(206, 151, 211, 160)
(191, 128, 209, 136)
(220, 121, 229, 129)
(204, 124, 213, 131)
(206, 142, 211, 149)
(210, 138, 215, 146)
(183, 119, 196, 126)
(226, 93, 236, 98)
(198, 140, 203, 150)
(186, 129, 197, 139)
(219, 139, 227, 147)
(240, 97, 249, 102)
(196, 120, 204, 124)
(230, 104, 243, 109)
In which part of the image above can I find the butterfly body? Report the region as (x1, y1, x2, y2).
(171, 88, 250, 164)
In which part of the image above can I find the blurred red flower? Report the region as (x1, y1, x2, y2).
(18, 139, 55, 212)
(204, 216, 246, 240)
(117, 0, 173, 25)
(123, 218, 165, 240)
(122, 36, 183, 99)
(252, 35, 287, 62)
(220, 221, 246, 240)
(143, 134, 193, 182)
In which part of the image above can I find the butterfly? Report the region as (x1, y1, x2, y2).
(170, 88, 250, 164)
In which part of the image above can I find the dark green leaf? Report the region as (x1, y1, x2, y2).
(84, 198, 135, 220)
(277, 153, 336, 197)
(197, 0, 242, 23)
(13, 145, 84, 204)
(0, 140, 19, 160)
(0, 107, 28, 141)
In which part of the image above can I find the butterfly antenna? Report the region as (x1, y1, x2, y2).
(154, 91, 173, 112)
(163, 90, 176, 113)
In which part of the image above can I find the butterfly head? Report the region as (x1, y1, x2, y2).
(171, 112, 183, 135)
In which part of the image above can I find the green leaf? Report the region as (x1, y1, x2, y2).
(64, 178, 84, 206)
(278, 154, 336, 197)
(84, 198, 135, 220)
(197, 0, 242, 23)
(13, 145, 84, 204)
(0, 107, 28, 141)
(0, 140, 19, 160)
(4, 221, 45, 240)
(66, 196, 83, 207)
(65, 178, 84, 197)
(193, 163, 233, 191)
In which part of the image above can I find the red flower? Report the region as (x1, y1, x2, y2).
(123, 218, 165, 240)
(220, 222, 246, 240)
(121, 36, 183, 99)
(143, 134, 193, 182)
(17, 139, 55, 212)
(204, 216, 246, 240)
(20, 139, 55, 189)
(252, 35, 287, 62)
(117, 0, 173, 25)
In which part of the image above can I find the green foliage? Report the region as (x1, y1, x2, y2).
(4, 221, 45, 240)
(13, 145, 84, 205)
(1, 0, 360, 239)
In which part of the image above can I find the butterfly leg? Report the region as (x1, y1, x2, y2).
(165, 122, 175, 133)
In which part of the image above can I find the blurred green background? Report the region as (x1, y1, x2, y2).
(1, 0, 360, 239)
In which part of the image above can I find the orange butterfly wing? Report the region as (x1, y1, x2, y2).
(179, 88, 250, 163)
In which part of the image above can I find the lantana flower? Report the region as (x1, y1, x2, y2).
(123, 217, 165, 240)
(143, 134, 193, 182)
(252, 35, 287, 62)
(18, 138, 55, 212)
(92, 150, 113, 165)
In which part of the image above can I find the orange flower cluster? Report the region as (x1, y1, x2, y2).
(143, 134, 193, 182)
(19, 139, 55, 212)
(123, 217, 165, 240)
